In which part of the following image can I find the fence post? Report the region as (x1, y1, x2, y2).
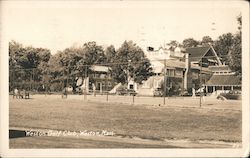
(163, 59, 166, 105)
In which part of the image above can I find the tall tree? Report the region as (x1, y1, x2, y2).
(9, 41, 24, 70)
(182, 38, 199, 48)
(201, 36, 213, 46)
(167, 40, 181, 51)
(82, 41, 107, 65)
(9, 41, 51, 90)
(48, 41, 107, 91)
(228, 14, 242, 75)
(105, 45, 116, 63)
(113, 41, 153, 84)
(213, 33, 234, 63)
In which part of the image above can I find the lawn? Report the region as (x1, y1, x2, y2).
(9, 95, 242, 148)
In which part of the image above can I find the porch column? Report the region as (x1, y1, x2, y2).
(213, 86, 215, 92)
(206, 86, 208, 93)
(231, 86, 234, 91)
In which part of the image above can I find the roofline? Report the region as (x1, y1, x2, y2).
(210, 46, 222, 65)
(186, 46, 222, 65)
(205, 84, 241, 86)
(200, 47, 210, 59)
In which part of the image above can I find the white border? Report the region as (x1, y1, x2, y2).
(0, 0, 249, 157)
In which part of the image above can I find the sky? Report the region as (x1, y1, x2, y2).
(1, 1, 242, 54)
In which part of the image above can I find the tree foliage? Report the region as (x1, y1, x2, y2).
(182, 38, 199, 48)
(112, 41, 153, 84)
(48, 41, 107, 91)
(9, 41, 51, 70)
(201, 36, 213, 46)
(228, 14, 242, 75)
(9, 40, 52, 90)
(228, 34, 241, 75)
(105, 45, 116, 63)
(167, 40, 181, 51)
(213, 33, 234, 63)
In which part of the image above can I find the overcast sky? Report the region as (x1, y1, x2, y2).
(2, 1, 242, 54)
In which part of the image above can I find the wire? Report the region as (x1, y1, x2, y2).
(9, 54, 231, 71)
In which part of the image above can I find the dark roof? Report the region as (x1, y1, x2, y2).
(205, 74, 241, 86)
(186, 47, 210, 62)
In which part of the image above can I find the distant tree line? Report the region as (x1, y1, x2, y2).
(9, 40, 153, 92)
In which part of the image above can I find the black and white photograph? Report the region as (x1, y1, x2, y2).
(0, 0, 249, 157)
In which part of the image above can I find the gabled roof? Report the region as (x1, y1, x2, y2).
(186, 46, 210, 62)
(186, 46, 222, 65)
(205, 74, 241, 86)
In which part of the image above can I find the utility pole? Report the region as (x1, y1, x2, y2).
(12, 69, 15, 98)
(66, 68, 69, 98)
(199, 58, 202, 107)
(30, 69, 32, 91)
(127, 60, 131, 88)
(32, 69, 34, 91)
(84, 65, 87, 101)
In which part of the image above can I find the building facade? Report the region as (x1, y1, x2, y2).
(138, 46, 226, 96)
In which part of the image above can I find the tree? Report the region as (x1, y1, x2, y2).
(82, 41, 107, 65)
(201, 36, 213, 46)
(9, 41, 52, 91)
(213, 33, 234, 63)
(105, 45, 116, 63)
(113, 40, 153, 84)
(228, 34, 241, 75)
(228, 14, 242, 75)
(47, 41, 107, 92)
(182, 38, 199, 48)
(167, 40, 181, 51)
(236, 14, 242, 32)
(9, 41, 24, 70)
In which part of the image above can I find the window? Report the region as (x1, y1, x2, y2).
(94, 73, 100, 78)
(175, 70, 182, 77)
(100, 74, 105, 78)
(167, 69, 175, 77)
(129, 84, 134, 89)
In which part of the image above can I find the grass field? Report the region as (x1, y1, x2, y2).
(9, 95, 242, 148)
